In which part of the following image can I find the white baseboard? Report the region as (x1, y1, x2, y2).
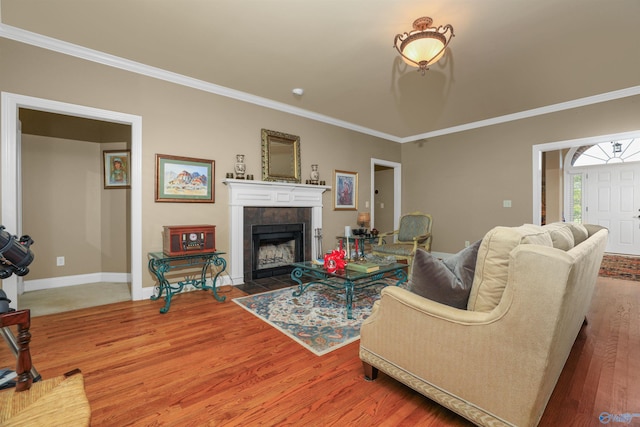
(25, 272, 234, 304)
(24, 272, 131, 292)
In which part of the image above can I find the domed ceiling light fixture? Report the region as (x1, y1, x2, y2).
(393, 16, 455, 75)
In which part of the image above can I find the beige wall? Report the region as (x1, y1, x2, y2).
(20, 135, 130, 280)
(0, 38, 400, 288)
(544, 150, 564, 224)
(401, 95, 640, 253)
(21, 135, 103, 279)
(100, 142, 130, 273)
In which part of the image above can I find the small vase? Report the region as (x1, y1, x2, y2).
(234, 154, 246, 179)
(310, 164, 319, 184)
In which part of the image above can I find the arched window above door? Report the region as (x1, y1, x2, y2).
(571, 138, 640, 167)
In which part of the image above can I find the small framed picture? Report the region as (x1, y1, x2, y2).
(155, 154, 215, 203)
(103, 150, 131, 189)
(333, 170, 358, 211)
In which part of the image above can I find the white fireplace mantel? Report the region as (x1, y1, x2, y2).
(223, 179, 330, 284)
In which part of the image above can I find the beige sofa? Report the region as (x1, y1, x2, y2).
(360, 223, 608, 427)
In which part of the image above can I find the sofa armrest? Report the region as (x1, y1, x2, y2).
(360, 244, 583, 426)
(379, 286, 487, 321)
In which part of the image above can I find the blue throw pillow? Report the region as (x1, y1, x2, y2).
(408, 240, 481, 309)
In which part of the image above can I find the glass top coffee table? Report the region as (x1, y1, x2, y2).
(290, 261, 408, 319)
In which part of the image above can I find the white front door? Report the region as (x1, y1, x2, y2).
(585, 164, 640, 255)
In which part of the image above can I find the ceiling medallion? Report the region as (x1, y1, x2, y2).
(393, 16, 455, 75)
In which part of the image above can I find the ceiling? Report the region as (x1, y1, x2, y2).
(2, 0, 640, 141)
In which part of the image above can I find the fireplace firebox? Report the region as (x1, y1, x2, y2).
(251, 223, 304, 279)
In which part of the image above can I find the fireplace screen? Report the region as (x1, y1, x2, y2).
(251, 223, 304, 279)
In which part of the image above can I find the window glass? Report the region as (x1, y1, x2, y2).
(573, 138, 640, 166)
(569, 174, 582, 223)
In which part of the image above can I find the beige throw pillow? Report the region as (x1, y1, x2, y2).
(565, 222, 589, 245)
(543, 223, 575, 251)
(467, 224, 552, 312)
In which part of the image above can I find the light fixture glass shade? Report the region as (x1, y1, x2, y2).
(400, 35, 446, 66)
(394, 16, 454, 74)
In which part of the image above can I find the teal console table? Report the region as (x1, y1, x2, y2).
(148, 251, 227, 313)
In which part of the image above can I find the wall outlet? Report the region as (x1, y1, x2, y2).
(56, 256, 65, 266)
(503, 200, 512, 208)
(465, 240, 470, 247)
(365, 200, 370, 208)
(380, 202, 385, 209)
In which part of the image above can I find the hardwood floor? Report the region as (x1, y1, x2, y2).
(1, 277, 637, 426)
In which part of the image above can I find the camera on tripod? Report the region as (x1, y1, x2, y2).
(0, 225, 35, 313)
(0, 225, 35, 280)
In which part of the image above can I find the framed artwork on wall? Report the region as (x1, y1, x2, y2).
(333, 170, 358, 211)
(155, 154, 215, 203)
(103, 150, 131, 189)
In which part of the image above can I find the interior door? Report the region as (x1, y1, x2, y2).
(585, 164, 640, 255)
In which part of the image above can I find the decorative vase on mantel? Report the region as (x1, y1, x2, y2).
(234, 154, 246, 179)
(310, 164, 319, 184)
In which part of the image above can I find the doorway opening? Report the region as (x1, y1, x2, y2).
(370, 158, 401, 235)
(533, 130, 640, 256)
(1, 92, 143, 310)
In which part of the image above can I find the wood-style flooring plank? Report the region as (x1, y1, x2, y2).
(0, 279, 637, 426)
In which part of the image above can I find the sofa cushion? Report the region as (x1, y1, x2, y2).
(543, 222, 575, 250)
(565, 222, 589, 245)
(408, 240, 481, 309)
(467, 224, 553, 312)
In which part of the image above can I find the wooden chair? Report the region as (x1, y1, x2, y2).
(0, 309, 91, 426)
(372, 212, 432, 269)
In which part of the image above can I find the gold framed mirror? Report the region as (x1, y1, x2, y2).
(261, 129, 301, 183)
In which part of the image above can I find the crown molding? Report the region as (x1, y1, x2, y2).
(400, 85, 640, 143)
(2, 23, 639, 144)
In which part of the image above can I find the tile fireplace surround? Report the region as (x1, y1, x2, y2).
(224, 179, 330, 284)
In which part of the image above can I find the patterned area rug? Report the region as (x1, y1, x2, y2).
(600, 254, 640, 281)
(233, 281, 395, 356)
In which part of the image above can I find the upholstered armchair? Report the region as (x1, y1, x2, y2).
(372, 212, 432, 268)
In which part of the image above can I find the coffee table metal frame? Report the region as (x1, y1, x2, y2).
(290, 261, 408, 319)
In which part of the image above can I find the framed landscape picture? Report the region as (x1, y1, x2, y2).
(103, 150, 131, 189)
(155, 154, 215, 203)
(333, 170, 358, 210)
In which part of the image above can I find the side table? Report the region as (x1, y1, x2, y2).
(148, 251, 227, 313)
